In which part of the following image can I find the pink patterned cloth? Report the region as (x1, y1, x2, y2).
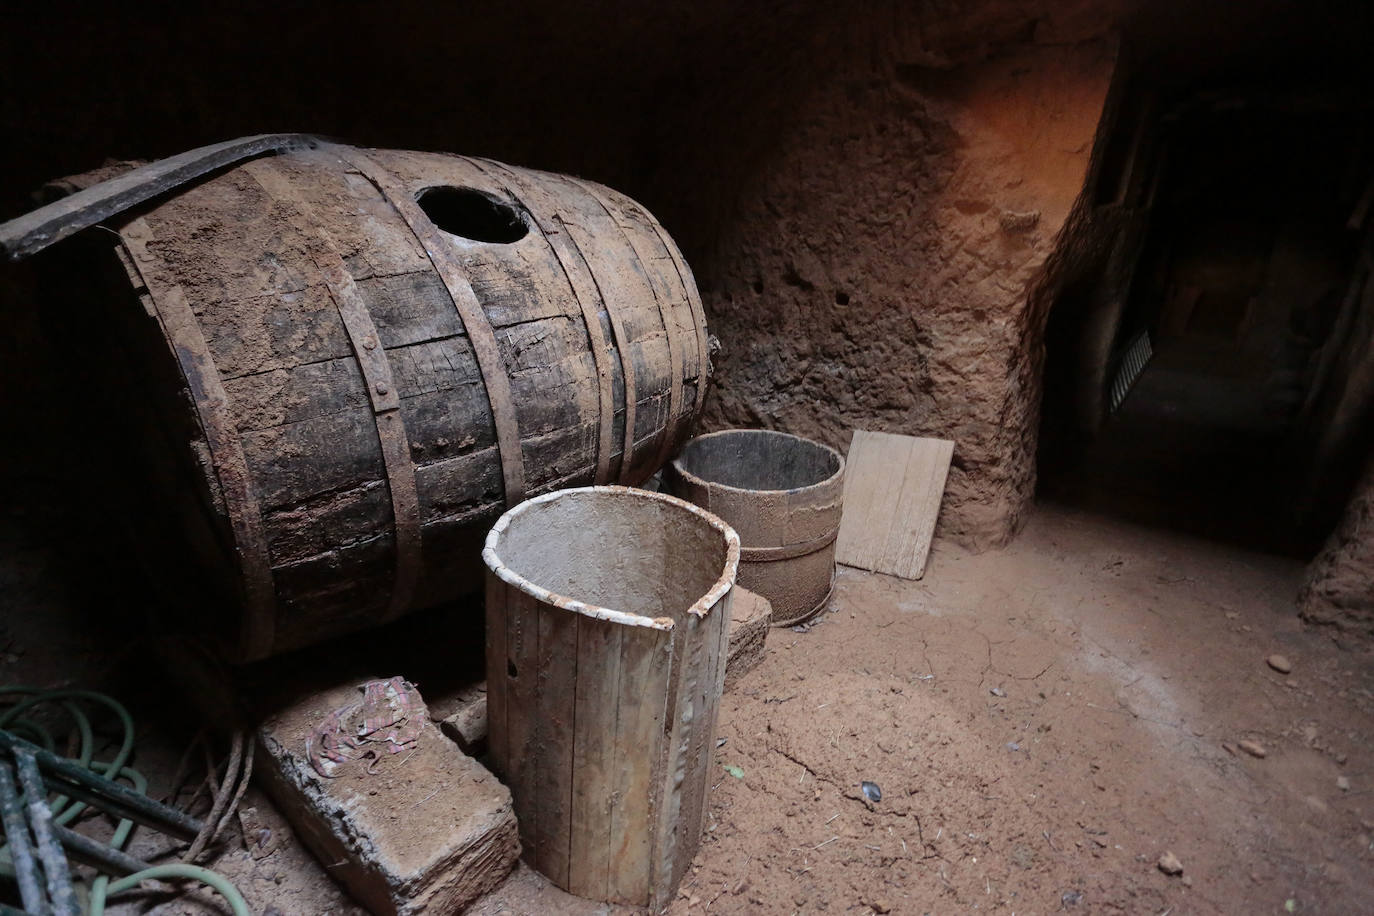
(305, 677, 425, 778)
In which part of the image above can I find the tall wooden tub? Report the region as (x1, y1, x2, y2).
(482, 487, 738, 908)
(72, 144, 708, 660)
(666, 429, 844, 626)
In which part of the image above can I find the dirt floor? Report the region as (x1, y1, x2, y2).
(3, 501, 1372, 914)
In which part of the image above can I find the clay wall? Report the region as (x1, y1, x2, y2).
(675, 3, 1121, 547)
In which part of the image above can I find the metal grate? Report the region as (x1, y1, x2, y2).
(1109, 331, 1154, 414)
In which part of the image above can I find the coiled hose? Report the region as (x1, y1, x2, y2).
(0, 687, 249, 916)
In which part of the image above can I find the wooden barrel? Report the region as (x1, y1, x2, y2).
(482, 487, 738, 908)
(78, 144, 708, 661)
(665, 429, 844, 626)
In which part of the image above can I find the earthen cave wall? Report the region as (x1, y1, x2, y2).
(662, 2, 1123, 548)
(1301, 458, 1374, 638)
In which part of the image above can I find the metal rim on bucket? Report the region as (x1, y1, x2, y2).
(769, 568, 837, 628)
(482, 485, 741, 631)
(669, 429, 845, 496)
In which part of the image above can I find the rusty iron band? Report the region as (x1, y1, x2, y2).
(569, 177, 685, 476)
(541, 174, 639, 482)
(465, 157, 616, 486)
(738, 528, 839, 563)
(120, 217, 278, 660)
(769, 567, 837, 629)
(628, 195, 710, 390)
(243, 161, 423, 619)
(339, 148, 527, 506)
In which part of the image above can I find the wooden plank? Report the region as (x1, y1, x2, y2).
(244, 159, 423, 619)
(661, 598, 730, 901)
(502, 589, 540, 858)
(879, 438, 954, 576)
(0, 133, 319, 260)
(601, 182, 711, 385)
(567, 615, 621, 901)
(834, 431, 908, 565)
(608, 626, 671, 904)
(549, 179, 643, 482)
(569, 177, 684, 477)
(532, 604, 577, 887)
(484, 577, 510, 781)
(466, 157, 617, 485)
(340, 148, 527, 506)
(835, 430, 953, 580)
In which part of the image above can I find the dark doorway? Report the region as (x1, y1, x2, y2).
(1039, 81, 1373, 556)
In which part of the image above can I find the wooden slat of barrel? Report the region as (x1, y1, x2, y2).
(607, 623, 672, 904)
(653, 596, 731, 899)
(93, 144, 706, 659)
(567, 616, 621, 899)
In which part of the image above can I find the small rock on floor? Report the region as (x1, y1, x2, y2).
(1238, 739, 1268, 758)
(1338, 776, 1351, 791)
(1267, 654, 1293, 674)
(1158, 851, 1184, 875)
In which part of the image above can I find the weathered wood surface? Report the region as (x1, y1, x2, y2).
(73, 143, 708, 659)
(666, 429, 844, 626)
(430, 584, 766, 765)
(483, 487, 736, 908)
(0, 133, 320, 260)
(835, 430, 954, 580)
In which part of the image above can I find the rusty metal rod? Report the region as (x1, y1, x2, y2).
(0, 730, 202, 839)
(0, 133, 322, 260)
(50, 823, 154, 877)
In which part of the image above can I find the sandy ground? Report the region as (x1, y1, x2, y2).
(3, 501, 1372, 914)
(477, 502, 1374, 915)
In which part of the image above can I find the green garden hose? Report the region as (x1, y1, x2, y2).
(0, 687, 248, 916)
(96, 864, 248, 915)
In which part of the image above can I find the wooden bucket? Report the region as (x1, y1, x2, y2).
(482, 486, 738, 908)
(51, 143, 709, 660)
(665, 429, 844, 626)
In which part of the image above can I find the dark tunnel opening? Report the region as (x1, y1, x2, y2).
(1039, 77, 1374, 557)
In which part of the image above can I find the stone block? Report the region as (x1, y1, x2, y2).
(257, 679, 519, 915)
(726, 586, 772, 687)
